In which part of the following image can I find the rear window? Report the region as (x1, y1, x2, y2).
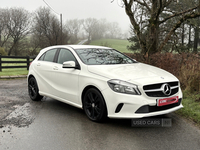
(38, 49, 57, 62)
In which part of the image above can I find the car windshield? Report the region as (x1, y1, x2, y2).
(75, 48, 136, 65)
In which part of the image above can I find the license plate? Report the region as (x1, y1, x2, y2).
(157, 96, 179, 106)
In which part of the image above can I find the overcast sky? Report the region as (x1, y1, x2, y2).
(1, 0, 131, 32)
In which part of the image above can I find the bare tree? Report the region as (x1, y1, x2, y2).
(66, 19, 83, 44)
(32, 7, 70, 49)
(83, 18, 117, 41)
(106, 22, 122, 39)
(193, 6, 200, 53)
(83, 18, 98, 42)
(0, 8, 11, 48)
(91, 18, 109, 40)
(113, 0, 200, 57)
(7, 8, 31, 55)
(33, 7, 60, 46)
(1, 8, 30, 55)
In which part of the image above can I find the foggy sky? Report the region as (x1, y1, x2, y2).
(1, 0, 130, 32)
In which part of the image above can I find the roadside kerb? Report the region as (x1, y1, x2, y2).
(0, 75, 27, 79)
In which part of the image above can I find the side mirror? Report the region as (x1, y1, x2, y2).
(62, 61, 80, 70)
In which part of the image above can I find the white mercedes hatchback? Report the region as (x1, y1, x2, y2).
(28, 45, 183, 122)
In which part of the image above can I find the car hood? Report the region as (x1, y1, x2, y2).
(87, 63, 178, 85)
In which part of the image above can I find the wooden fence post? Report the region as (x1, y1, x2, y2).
(0, 54, 2, 72)
(27, 56, 30, 70)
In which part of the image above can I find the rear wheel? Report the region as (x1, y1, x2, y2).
(83, 88, 107, 122)
(28, 77, 43, 101)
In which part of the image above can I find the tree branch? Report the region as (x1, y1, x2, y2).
(163, 0, 173, 8)
(123, 0, 146, 51)
(133, 0, 151, 12)
(128, 0, 134, 6)
(156, 0, 162, 20)
(159, 6, 198, 25)
(158, 12, 200, 51)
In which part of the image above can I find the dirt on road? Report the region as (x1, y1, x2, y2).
(0, 78, 41, 128)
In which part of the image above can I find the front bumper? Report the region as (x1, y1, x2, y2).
(102, 88, 183, 119)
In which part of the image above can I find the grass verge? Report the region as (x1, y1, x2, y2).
(90, 39, 133, 53)
(176, 91, 200, 127)
(0, 68, 28, 76)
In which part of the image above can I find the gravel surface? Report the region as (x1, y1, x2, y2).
(0, 78, 39, 128)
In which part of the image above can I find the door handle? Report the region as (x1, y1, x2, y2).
(37, 63, 41, 66)
(53, 66, 58, 70)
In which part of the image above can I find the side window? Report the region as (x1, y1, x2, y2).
(43, 49, 57, 62)
(57, 49, 76, 64)
(38, 53, 45, 61)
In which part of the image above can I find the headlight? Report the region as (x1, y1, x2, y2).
(107, 79, 141, 95)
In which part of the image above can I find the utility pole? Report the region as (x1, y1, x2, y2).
(60, 14, 62, 44)
(43, 0, 63, 44)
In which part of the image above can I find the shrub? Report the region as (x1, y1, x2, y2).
(125, 52, 200, 92)
(0, 47, 7, 56)
(179, 53, 200, 92)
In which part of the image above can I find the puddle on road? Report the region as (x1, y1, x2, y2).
(0, 102, 37, 129)
(6, 103, 34, 127)
(0, 102, 43, 149)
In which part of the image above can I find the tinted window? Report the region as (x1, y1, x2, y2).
(75, 48, 136, 65)
(43, 49, 57, 62)
(57, 49, 76, 64)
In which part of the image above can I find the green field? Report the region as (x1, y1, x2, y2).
(89, 39, 133, 53)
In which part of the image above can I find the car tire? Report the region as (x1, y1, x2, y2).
(28, 77, 43, 101)
(83, 88, 107, 122)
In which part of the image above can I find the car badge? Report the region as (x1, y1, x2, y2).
(161, 83, 171, 96)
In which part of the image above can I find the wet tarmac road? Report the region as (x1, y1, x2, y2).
(0, 79, 200, 150)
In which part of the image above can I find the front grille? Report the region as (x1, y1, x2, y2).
(143, 81, 179, 97)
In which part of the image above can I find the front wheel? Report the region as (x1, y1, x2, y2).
(83, 88, 107, 122)
(28, 77, 43, 101)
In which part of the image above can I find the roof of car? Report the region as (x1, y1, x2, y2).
(39, 45, 112, 54)
(67, 45, 111, 49)
(43, 45, 111, 49)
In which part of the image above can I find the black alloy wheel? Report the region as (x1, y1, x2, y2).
(28, 77, 43, 101)
(83, 88, 107, 122)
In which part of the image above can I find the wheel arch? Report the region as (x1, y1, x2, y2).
(81, 85, 108, 111)
(81, 85, 108, 121)
(28, 74, 43, 101)
(28, 75, 42, 93)
(28, 74, 35, 81)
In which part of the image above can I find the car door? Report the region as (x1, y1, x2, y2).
(36, 48, 58, 95)
(52, 48, 80, 104)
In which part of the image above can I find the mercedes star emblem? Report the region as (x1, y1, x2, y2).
(161, 83, 171, 96)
